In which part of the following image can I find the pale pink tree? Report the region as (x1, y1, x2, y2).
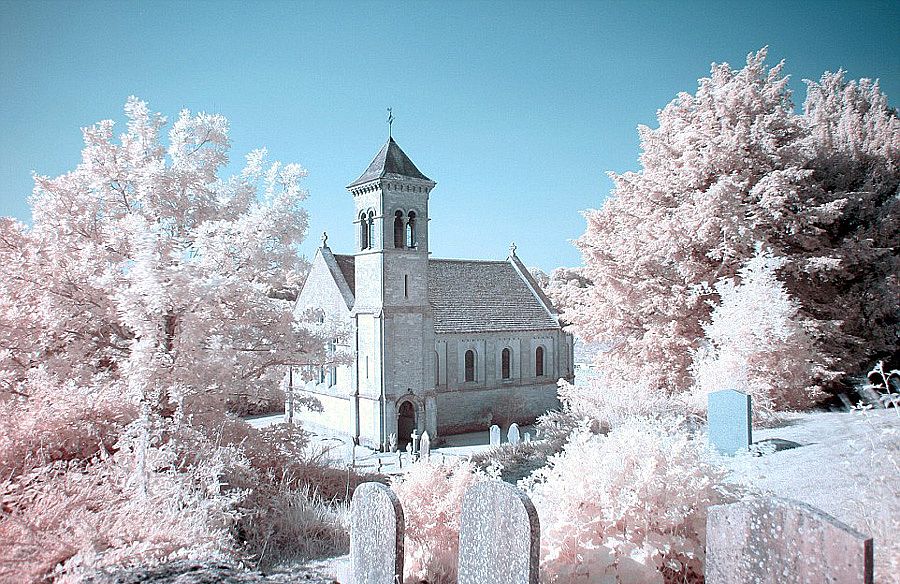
(0, 98, 335, 579)
(556, 49, 899, 406)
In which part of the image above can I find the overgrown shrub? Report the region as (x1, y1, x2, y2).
(391, 460, 483, 584)
(522, 418, 741, 584)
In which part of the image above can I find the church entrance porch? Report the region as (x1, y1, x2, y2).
(397, 400, 416, 448)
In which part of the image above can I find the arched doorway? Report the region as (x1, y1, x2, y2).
(397, 400, 416, 447)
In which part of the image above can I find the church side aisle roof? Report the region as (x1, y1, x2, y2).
(427, 259, 558, 333)
(347, 138, 432, 188)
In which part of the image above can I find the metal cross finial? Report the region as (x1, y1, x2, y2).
(387, 108, 394, 138)
(509, 242, 517, 256)
(321, 231, 328, 247)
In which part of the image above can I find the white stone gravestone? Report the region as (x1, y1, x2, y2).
(458, 481, 540, 584)
(523, 432, 531, 444)
(410, 429, 420, 457)
(388, 432, 397, 452)
(708, 389, 752, 455)
(350, 482, 405, 584)
(420, 430, 431, 461)
(507, 423, 521, 446)
(489, 424, 501, 447)
(706, 496, 873, 584)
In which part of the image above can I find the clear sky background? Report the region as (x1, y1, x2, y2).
(1, 0, 897, 271)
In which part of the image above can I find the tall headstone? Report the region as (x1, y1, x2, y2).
(489, 424, 501, 447)
(708, 389, 752, 455)
(420, 430, 431, 461)
(507, 423, 521, 446)
(458, 481, 540, 584)
(707, 497, 873, 584)
(350, 482, 405, 584)
(411, 429, 420, 456)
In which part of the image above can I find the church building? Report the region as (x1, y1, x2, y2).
(289, 137, 574, 450)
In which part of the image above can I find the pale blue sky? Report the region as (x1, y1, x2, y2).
(1, 0, 897, 270)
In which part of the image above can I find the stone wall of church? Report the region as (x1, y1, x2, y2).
(430, 328, 574, 435)
(290, 387, 352, 436)
(434, 329, 574, 391)
(435, 381, 560, 435)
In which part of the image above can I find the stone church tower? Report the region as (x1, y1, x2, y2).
(346, 138, 438, 449)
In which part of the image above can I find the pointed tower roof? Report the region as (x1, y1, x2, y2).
(347, 137, 432, 188)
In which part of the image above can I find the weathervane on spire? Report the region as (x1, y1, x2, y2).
(387, 108, 394, 138)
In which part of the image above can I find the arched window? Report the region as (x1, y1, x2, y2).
(406, 211, 417, 247)
(359, 212, 368, 250)
(434, 351, 440, 386)
(464, 349, 475, 382)
(367, 211, 375, 249)
(501, 348, 511, 380)
(535, 346, 545, 377)
(394, 211, 405, 248)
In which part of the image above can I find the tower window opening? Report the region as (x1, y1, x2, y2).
(367, 211, 375, 249)
(359, 212, 368, 250)
(404, 274, 409, 298)
(435, 350, 440, 386)
(465, 349, 475, 382)
(394, 211, 405, 248)
(535, 346, 545, 377)
(406, 211, 417, 247)
(501, 348, 511, 380)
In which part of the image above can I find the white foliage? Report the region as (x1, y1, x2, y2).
(690, 245, 818, 420)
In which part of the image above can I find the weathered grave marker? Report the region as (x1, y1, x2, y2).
(350, 482, 405, 584)
(420, 430, 431, 461)
(458, 481, 540, 584)
(507, 423, 521, 446)
(410, 428, 420, 458)
(388, 432, 397, 452)
(708, 389, 752, 455)
(490, 424, 501, 447)
(706, 496, 873, 584)
(523, 432, 531, 444)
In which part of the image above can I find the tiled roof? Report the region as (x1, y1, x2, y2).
(333, 254, 356, 296)
(428, 259, 558, 333)
(323, 256, 559, 333)
(347, 138, 432, 188)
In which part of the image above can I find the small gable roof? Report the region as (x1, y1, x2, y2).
(333, 254, 355, 296)
(347, 138, 432, 188)
(319, 247, 355, 310)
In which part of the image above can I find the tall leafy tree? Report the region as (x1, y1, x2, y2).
(0, 97, 319, 416)
(0, 99, 335, 578)
(559, 49, 899, 401)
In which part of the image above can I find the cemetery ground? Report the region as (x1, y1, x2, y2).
(232, 407, 898, 584)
